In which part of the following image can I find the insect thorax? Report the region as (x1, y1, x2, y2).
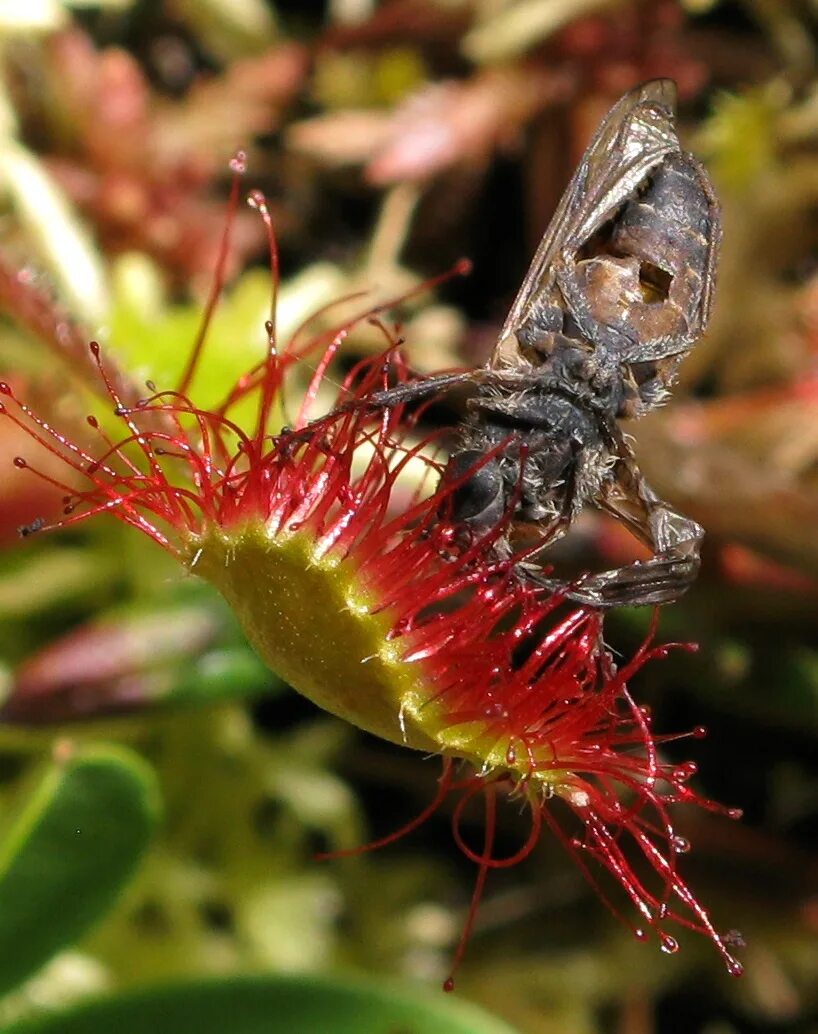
(504, 324, 674, 421)
(449, 349, 620, 533)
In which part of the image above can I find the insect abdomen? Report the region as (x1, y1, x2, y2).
(611, 154, 715, 326)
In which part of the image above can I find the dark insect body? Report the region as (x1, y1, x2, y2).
(326, 80, 720, 608)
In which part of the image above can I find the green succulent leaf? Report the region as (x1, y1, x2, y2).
(0, 746, 159, 996)
(0, 974, 520, 1034)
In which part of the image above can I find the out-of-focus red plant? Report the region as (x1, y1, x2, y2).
(5, 607, 217, 722)
(10, 29, 306, 283)
(289, 66, 571, 185)
(290, 0, 706, 186)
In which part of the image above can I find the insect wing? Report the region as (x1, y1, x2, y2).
(498, 80, 681, 350)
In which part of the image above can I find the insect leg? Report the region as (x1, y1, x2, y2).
(357, 371, 479, 410)
(276, 371, 477, 446)
(527, 448, 703, 608)
(282, 368, 529, 442)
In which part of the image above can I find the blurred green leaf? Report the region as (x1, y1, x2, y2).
(4, 604, 276, 722)
(0, 142, 109, 325)
(65, 1, 132, 9)
(172, 0, 277, 59)
(169, 644, 277, 707)
(699, 88, 780, 192)
(109, 261, 271, 429)
(0, 550, 115, 621)
(0, 746, 159, 996)
(0, 973, 521, 1033)
(109, 258, 349, 432)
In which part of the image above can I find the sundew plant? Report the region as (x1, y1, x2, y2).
(0, 157, 744, 993)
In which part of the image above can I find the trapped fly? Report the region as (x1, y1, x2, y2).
(308, 79, 720, 608)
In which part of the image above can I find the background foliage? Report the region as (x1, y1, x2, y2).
(0, 1, 817, 1032)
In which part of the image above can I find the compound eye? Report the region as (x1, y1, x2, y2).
(442, 450, 505, 528)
